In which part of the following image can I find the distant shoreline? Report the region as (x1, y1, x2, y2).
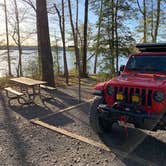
(0, 46, 38, 50)
(0, 46, 72, 51)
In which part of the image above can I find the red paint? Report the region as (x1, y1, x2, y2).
(94, 52, 166, 114)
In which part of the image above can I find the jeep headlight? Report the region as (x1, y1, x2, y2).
(153, 91, 165, 102)
(107, 85, 114, 96)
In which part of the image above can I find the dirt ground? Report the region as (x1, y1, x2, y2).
(0, 84, 166, 166)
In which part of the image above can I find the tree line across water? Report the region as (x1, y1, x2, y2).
(0, 0, 166, 86)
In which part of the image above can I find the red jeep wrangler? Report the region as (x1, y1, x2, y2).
(90, 43, 166, 134)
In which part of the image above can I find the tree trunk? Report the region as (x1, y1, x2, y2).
(75, 0, 81, 74)
(153, 0, 161, 43)
(68, 0, 81, 102)
(61, 0, 69, 84)
(115, 0, 119, 73)
(150, 0, 154, 42)
(13, 0, 22, 76)
(37, 18, 42, 78)
(54, 1, 69, 84)
(82, 0, 89, 78)
(143, 0, 147, 43)
(94, 0, 103, 74)
(36, 0, 55, 86)
(55, 37, 60, 74)
(110, 0, 115, 77)
(4, 0, 12, 76)
(68, 0, 81, 74)
(137, 0, 147, 43)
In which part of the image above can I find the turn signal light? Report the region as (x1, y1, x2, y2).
(132, 95, 140, 103)
(116, 93, 124, 101)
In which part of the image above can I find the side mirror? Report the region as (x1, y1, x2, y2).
(120, 65, 125, 72)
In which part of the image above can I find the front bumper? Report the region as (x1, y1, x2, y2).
(98, 104, 165, 130)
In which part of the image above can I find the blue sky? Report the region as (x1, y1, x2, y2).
(0, 0, 99, 46)
(0, 0, 165, 46)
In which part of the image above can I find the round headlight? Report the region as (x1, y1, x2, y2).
(153, 91, 165, 102)
(107, 85, 114, 96)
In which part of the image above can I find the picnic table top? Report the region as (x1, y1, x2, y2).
(10, 77, 46, 86)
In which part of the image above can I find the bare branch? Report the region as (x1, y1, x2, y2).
(22, 0, 36, 12)
(53, 3, 61, 21)
(19, 7, 29, 23)
(136, 0, 144, 15)
(11, 23, 18, 45)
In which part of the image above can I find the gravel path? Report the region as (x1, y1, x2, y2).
(0, 86, 166, 166)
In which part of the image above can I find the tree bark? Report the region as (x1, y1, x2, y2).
(153, 0, 161, 43)
(137, 0, 147, 43)
(61, 0, 69, 84)
(68, 0, 81, 102)
(143, 0, 147, 42)
(54, 36, 60, 74)
(4, 0, 12, 76)
(94, 0, 103, 74)
(82, 0, 89, 77)
(36, 0, 55, 86)
(54, 1, 69, 84)
(115, 0, 119, 73)
(68, 0, 81, 74)
(13, 0, 23, 76)
(150, 0, 154, 41)
(110, 0, 115, 76)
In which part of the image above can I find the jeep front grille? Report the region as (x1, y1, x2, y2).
(114, 86, 153, 107)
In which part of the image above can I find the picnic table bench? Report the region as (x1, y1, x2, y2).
(40, 85, 57, 101)
(40, 85, 56, 91)
(4, 77, 56, 105)
(4, 87, 25, 105)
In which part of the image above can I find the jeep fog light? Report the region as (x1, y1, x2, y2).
(116, 93, 124, 101)
(132, 95, 140, 103)
(153, 91, 165, 102)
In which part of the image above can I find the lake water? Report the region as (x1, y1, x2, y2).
(0, 49, 128, 77)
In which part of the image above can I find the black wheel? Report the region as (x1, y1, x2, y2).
(89, 97, 113, 135)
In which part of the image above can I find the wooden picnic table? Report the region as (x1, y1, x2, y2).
(10, 77, 46, 86)
(9, 77, 46, 104)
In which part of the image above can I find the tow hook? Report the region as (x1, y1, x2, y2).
(119, 116, 128, 136)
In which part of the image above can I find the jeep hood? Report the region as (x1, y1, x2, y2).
(109, 73, 166, 89)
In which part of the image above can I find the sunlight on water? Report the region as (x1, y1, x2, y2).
(0, 49, 128, 77)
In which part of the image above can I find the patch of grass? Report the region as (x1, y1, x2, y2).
(0, 73, 108, 89)
(55, 74, 103, 87)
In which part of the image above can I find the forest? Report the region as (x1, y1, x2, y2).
(0, 0, 166, 86)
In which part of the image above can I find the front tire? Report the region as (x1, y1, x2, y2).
(89, 97, 113, 135)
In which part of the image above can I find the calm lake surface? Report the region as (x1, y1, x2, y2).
(0, 49, 128, 77)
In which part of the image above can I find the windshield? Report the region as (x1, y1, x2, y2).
(126, 55, 166, 73)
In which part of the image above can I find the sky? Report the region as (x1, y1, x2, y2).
(0, 0, 98, 46)
(0, 0, 165, 46)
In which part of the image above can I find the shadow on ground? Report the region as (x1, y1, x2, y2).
(4, 88, 82, 120)
(42, 113, 75, 126)
(11, 104, 53, 120)
(49, 89, 81, 105)
(2, 87, 166, 166)
(0, 90, 30, 166)
(41, 102, 166, 166)
(101, 124, 166, 166)
(41, 102, 90, 127)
